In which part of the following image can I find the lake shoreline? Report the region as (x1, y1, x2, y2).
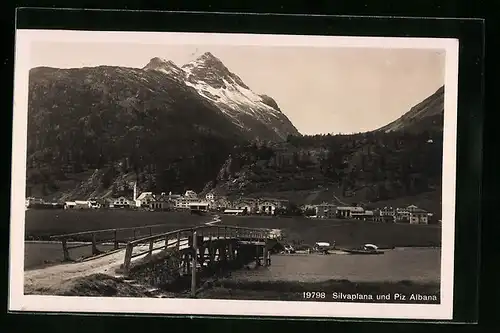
(24, 272, 440, 304)
(25, 210, 441, 247)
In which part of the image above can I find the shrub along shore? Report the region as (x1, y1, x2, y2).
(25, 273, 440, 304)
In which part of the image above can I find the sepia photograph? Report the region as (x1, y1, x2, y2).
(10, 29, 459, 320)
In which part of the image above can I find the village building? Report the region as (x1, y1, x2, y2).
(336, 206, 364, 218)
(302, 204, 316, 211)
(184, 190, 197, 198)
(406, 205, 419, 212)
(351, 210, 375, 221)
(26, 197, 44, 207)
(109, 196, 133, 208)
(223, 208, 245, 215)
(150, 193, 175, 211)
(409, 207, 429, 224)
(395, 207, 411, 222)
(135, 192, 155, 208)
(258, 200, 277, 215)
(175, 196, 200, 209)
(235, 202, 255, 214)
(165, 192, 182, 202)
(188, 202, 210, 212)
(102, 198, 113, 208)
(391, 205, 431, 224)
(231, 198, 258, 214)
(315, 203, 337, 219)
(214, 197, 231, 210)
(372, 210, 396, 223)
(380, 206, 396, 217)
(64, 201, 77, 209)
(203, 192, 219, 209)
(168, 191, 180, 198)
(73, 200, 91, 209)
(88, 199, 101, 209)
(261, 197, 289, 209)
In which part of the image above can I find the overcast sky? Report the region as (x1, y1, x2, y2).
(30, 41, 445, 135)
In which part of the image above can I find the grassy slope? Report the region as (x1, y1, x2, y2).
(198, 279, 440, 303)
(24, 273, 159, 297)
(26, 272, 439, 304)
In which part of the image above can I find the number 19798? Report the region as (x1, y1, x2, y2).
(302, 292, 326, 299)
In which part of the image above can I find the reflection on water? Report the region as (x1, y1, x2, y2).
(231, 248, 441, 283)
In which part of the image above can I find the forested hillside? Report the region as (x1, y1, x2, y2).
(207, 86, 445, 214)
(25, 54, 444, 210)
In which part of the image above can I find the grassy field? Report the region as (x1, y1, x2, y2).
(221, 215, 441, 248)
(25, 272, 439, 304)
(196, 279, 440, 303)
(25, 209, 208, 240)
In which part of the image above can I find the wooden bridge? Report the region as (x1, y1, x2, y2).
(49, 222, 279, 296)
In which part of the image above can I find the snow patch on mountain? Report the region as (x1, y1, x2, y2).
(143, 57, 186, 79)
(143, 52, 300, 140)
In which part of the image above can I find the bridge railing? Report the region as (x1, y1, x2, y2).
(121, 224, 275, 274)
(50, 223, 180, 261)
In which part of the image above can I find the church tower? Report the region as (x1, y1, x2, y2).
(133, 182, 138, 201)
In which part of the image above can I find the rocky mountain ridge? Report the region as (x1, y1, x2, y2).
(206, 87, 445, 215)
(26, 55, 444, 210)
(143, 52, 300, 140)
(26, 52, 301, 198)
(377, 86, 444, 134)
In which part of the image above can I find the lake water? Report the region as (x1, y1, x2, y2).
(230, 247, 440, 283)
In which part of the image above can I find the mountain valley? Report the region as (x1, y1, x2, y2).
(25, 53, 445, 215)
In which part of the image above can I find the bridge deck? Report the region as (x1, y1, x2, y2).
(24, 236, 262, 293)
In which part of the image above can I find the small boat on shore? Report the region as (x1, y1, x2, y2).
(313, 241, 335, 254)
(342, 244, 385, 255)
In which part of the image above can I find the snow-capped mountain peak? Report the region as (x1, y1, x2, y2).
(143, 52, 300, 140)
(143, 57, 185, 77)
(181, 52, 249, 90)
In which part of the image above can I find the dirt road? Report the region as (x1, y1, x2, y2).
(24, 214, 223, 294)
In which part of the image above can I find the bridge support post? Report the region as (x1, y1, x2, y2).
(164, 234, 169, 250)
(148, 239, 154, 257)
(91, 233, 99, 255)
(207, 246, 213, 267)
(191, 230, 198, 297)
(220, 245, 227, 262)
(263, 245, 269, 267)
(122, 244, 133, 276)
(185, 253, 190, 275)
(255, 245, 261, 267)
(61, 238, 70, 261)
(228, 243, 233, 261)
(198, 245, 205, 266)
(114, 230, 119, 250)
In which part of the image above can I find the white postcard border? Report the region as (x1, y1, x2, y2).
(10, 29, 459, 320)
